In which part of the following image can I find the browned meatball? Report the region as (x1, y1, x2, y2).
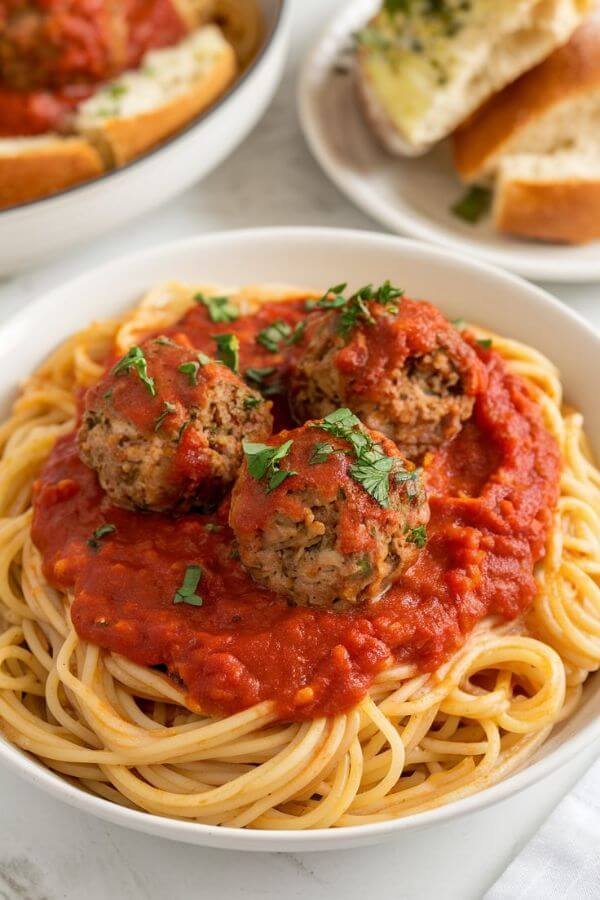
(289, 288, 487, 461)
(78, 335, 272, 512)
(229, 409, 429, 609)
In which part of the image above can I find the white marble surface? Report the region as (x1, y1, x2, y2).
(0, 2, 599, 898)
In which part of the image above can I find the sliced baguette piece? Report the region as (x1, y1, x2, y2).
(356, 0, 590, 157)
(453, 11, 600, 182)
(74, 24, 237, 167)
(0, 136, 105, 211)
(493, 151, 600, 244)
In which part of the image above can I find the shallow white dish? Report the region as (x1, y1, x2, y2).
(0, 0, 290, 277)
(1, 226, 599, 851)
(298, 0, 600, 284)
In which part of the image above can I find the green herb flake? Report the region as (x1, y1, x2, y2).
(178, 360, 200, 386)
(154, 336, 178, 347)
(243, 439, 297, 493)
(87, 523, 116, 551)
(313, 408, 396, 508)
(406, 525, 427, 549)
(173, 564, 203, 606)
(350, 453, 394, 508)
(245, 366, 277, 386)
(256, 321, 292, 353)
(452, 318, 467, 330)
(195, 293, 239, 324)
(112, 346, 156, 396)
(310, 442, 335, 465)
(213, 333, 240, 373)
(243, 395, 262, 410)
(286, 321, 306, 346)
(451, 186, 492, 225)
(204, 523, 222, 533)
(108, 83, 128, 99)
(357, 557, 373, 576)
(154, 401, 176, 432)
(476, 338, 493, 350)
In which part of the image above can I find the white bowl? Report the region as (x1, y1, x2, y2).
(0, 0, 290, 277)
(1, 227, 598, 851)
(298, 0, 600, 283)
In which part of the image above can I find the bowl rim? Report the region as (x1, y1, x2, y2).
(1, 225, 599, 849)
(0, 0, 289, 218)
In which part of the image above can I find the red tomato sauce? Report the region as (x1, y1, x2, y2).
(0, 0, 187, 135)
(31, 300, 561, 721)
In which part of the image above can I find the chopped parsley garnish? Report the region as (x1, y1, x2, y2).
(213, 333, 240, 373)
(112, 346, 156, 396)
(357, 557, 372, 576)
(306, 283, 349, 311)
(154, 336, 178, 347)
(476, 338, 493, 349)
(243, 395, 262, 410)
(87, 524, 116, 551)
(452, 318, 467, 330)
(177, 419, 191, 443)
(286, 321, 306, 346)
(310, 442, 335, 465)
(243, 439, 297, 493)
(256, 320, 292, 353)
(406, 525, 427, 549)
(451, 186, 492, 225)
(108, 83, 127, 99)
(204, 523, 222, 533)
(154, 401, 176, 432)
(349, 452, 395, 507)
(195, 293, 239, 324)
(313, 409, 397, 508)
(173, 565, 203, 606)
(178, 360, 200, 386)
(245, 366, 277, 386)
(307, 282, 403, 338)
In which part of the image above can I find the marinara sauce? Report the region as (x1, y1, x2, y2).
(32, 298, 561, 721)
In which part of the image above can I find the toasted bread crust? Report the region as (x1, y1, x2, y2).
(453, 13, 600, 181)
(0, 139, 105, 211)
(494, 174, 600, 244)
(79, 42, 236, 166)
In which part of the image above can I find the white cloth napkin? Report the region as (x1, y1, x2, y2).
(485, 759, 600, 900)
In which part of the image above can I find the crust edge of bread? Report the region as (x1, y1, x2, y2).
(0, 24, 237, 211)
(494, 162, 600, 244)
(79, 41, 237, 167)
(0, 139, 105, 211)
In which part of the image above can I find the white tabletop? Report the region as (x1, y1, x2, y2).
(0, 2, 598, 898)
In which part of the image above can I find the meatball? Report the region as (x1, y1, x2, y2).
(78, 335, 272, 512)
(229, 410, 429, 609)
(289, 290, 487, 461)
(0, 1, 122, 91)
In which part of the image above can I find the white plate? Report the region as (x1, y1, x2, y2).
(0, 227, 599, 851)
(298, 0, 600, 283)
(0, 0, 291, 277)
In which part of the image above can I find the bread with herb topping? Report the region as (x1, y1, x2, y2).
(356, 0, 590, 156)
(453, 11, 600, 181)
(74, 25, 236, 166)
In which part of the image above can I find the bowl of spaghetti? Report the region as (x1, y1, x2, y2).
(0, 228, 598, 851)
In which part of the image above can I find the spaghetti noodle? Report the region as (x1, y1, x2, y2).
(0, 282, 598, 829)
